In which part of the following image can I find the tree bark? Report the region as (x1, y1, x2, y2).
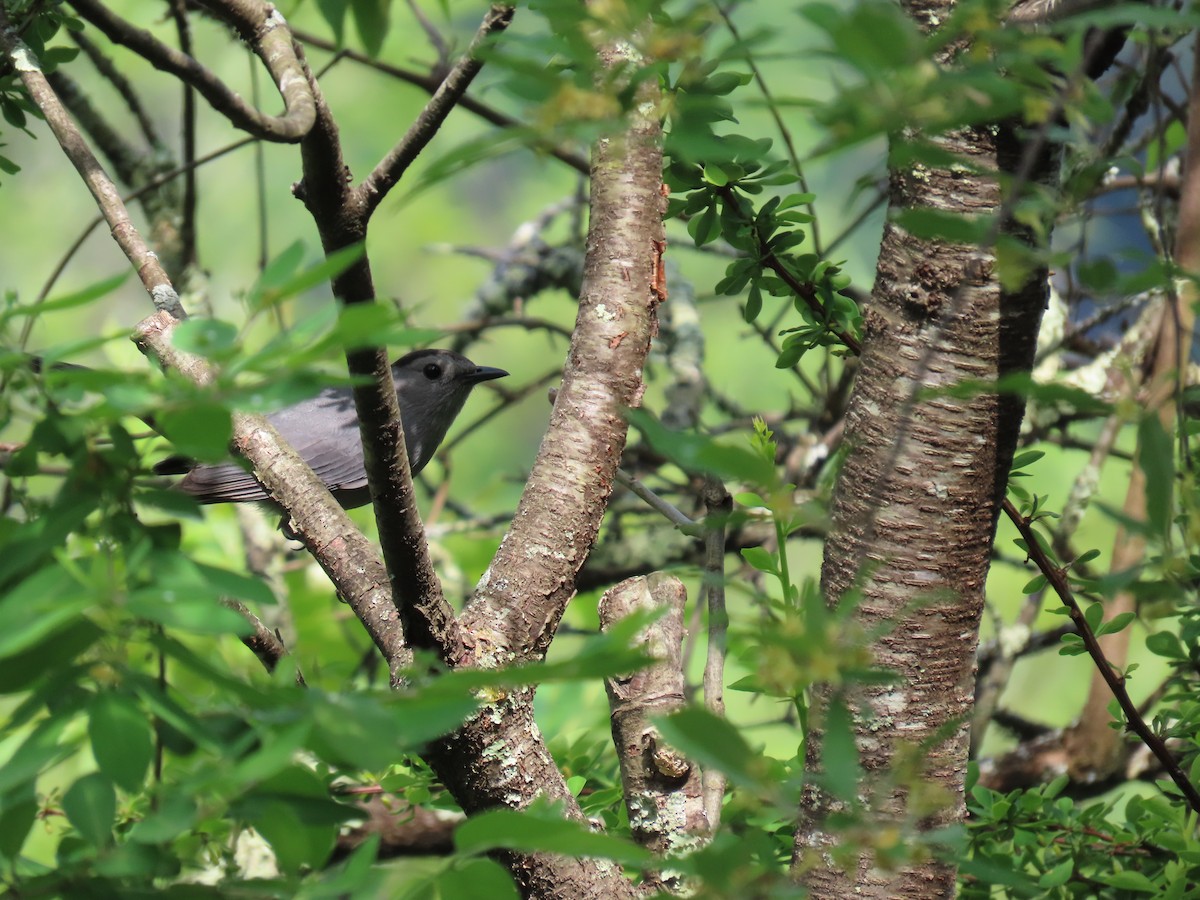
(792, 4, 1051, 894)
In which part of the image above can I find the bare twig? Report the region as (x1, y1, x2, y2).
(292, 27, 591, 175)
(222, 597, 305, 684)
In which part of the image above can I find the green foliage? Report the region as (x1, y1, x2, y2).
(3, 0, 1200, 895)
(964, 770, 1200, 897)
(664, 138, 859, 361)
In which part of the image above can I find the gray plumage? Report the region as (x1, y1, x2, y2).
(156, 349, 507, 509)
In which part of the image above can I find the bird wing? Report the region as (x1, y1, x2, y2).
(177, 388, 368, 504)
(270, 388, 367, 492)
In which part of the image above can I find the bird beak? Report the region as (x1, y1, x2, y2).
(465, 366, 508, 384)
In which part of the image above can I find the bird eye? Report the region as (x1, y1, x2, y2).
(423, 363, 443, 380)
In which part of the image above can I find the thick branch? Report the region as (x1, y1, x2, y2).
(293, 43, 462, 662)
(458, 53, 666, 664)
(67, 0, 315, 142)
(600, 574, 707, 884)
(422, 27, 665, 900)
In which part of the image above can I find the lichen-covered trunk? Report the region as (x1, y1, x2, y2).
(792, 116, 1050, 895)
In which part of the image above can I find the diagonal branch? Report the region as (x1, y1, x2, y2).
(2, 10, 415, 679)
(458, 50, 666, 663)
(0, 9, 184, 318)
(291, 27, 591, 175)
(1003, 497, 1200, 813)
(355, 3, 515, 216)
(132, 312, 415, 679)
(292, 42, 462, 662)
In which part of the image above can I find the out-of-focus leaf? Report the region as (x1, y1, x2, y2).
(62, 772, 116, 847)
(89, 693, 154, 793)
(3, 272, 128, 319)
(171, 318, 239, 358)
(1137, 415, 1174, 541)
(455, 807, 652, 867)
(351, 0, 390, 56)
(0, 566, 91, 659)
(437, 858, 520, 900)
(629, 408, 776, 488)
(822, 695, 860, 802)
(655, 706, 769, 789)
(156, 401, 232, 463)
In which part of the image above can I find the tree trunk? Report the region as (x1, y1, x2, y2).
(791, 4, 1051, 892)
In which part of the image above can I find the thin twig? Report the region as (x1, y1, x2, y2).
(1002, 497, 1200, 813)
(291, 27, 591, 175)
(615, 469, 697, 531)
(223, 597, 306, 684)
(0, 10, 184, 316)
(701, 477, 730, 827)
(356, 4, 517, 216)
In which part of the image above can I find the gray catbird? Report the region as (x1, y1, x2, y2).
(154, 348, 508, 509)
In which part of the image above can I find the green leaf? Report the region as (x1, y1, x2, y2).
(1095, 611, 1136, 637)
(740, 546, 778, 575)
(250, 242, 366, 310)
(194, 562, 277, 607)
(331, 302, 438, 352)
(0, 716, 72, 796)
(743, 284, 763, 322)
(628, 408, 776, 488)
(1038, 857, 1074, 888)
(1021, 574, 1047, 594)
(171, 318, 240, 357)
(688, 203, 719, 246)
(892, 207, 994, 244)
(1145, 630, 1185, 660)
(0, 565, 92, 660)
(62, 772, 116, 847)
(1096, 870, 1158, 892)
(822, 695, 860, 802)
(454, 807, 652, 867)
(703, 163, 729, 186)
(351, 0, 390, 56)
(437, 858, 520, 900)
(156, 401, 233, 463)
(5, 272, 128, 318)
(1137, 415, 1174, 541)
(655, 707, 768, 789)
(127, 555, 252, 636)
(127, 793, 198, 845)
(0, 787, 37, 862)
(314, 0, 348, 45)
(1010, 449, 1044, 470)
(249, 240, 306, 296)
(89, 693, 154, 793)
(309, 689, 478, 768)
